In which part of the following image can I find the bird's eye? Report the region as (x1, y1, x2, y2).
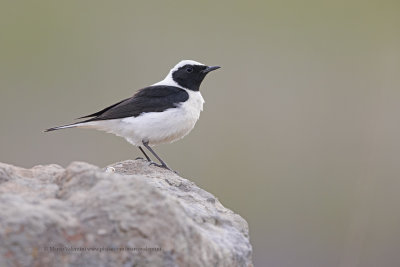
(186, 67, 193, 73)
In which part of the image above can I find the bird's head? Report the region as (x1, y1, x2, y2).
(160, 60, 220, 91)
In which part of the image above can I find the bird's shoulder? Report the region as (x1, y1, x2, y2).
(134, 85, 188, 98)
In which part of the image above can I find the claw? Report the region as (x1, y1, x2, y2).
(149, 162, 177, 174)
(149, 162, 164, 168)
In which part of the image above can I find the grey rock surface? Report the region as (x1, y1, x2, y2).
(0, 160, 253, 267)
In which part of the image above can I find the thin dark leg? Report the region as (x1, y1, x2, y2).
(138, 146, 151, 161)
(142, 140, 171, 171)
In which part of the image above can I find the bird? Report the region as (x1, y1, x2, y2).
(45, 60, 220, 172)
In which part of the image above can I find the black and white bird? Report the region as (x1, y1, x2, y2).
(45, 60, 220, 171)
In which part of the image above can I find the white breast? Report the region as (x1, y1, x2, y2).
(84, 90, 204, 146)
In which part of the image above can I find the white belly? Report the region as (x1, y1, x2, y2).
(83, 90, 204, 146)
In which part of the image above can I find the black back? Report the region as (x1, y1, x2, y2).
(81, 85, 189, 121)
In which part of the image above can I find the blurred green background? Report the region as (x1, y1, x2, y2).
(1, 1, 399, 266)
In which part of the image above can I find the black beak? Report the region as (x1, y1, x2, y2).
(202, 66, 221, 74)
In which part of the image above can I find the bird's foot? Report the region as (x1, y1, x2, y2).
(149, 162, 178, 174)
(135, 157, 148, 161)
(149, 162, 169, 169)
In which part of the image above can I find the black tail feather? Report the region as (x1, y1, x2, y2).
(44, 122, 82, 133)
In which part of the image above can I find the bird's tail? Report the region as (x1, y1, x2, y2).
(44, 122, 85, 132)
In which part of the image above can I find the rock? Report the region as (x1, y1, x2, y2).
(0, 160, 253, 267)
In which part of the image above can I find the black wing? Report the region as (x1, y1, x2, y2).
(77, 98, 129, 119)
(82, 85, 189, 122)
